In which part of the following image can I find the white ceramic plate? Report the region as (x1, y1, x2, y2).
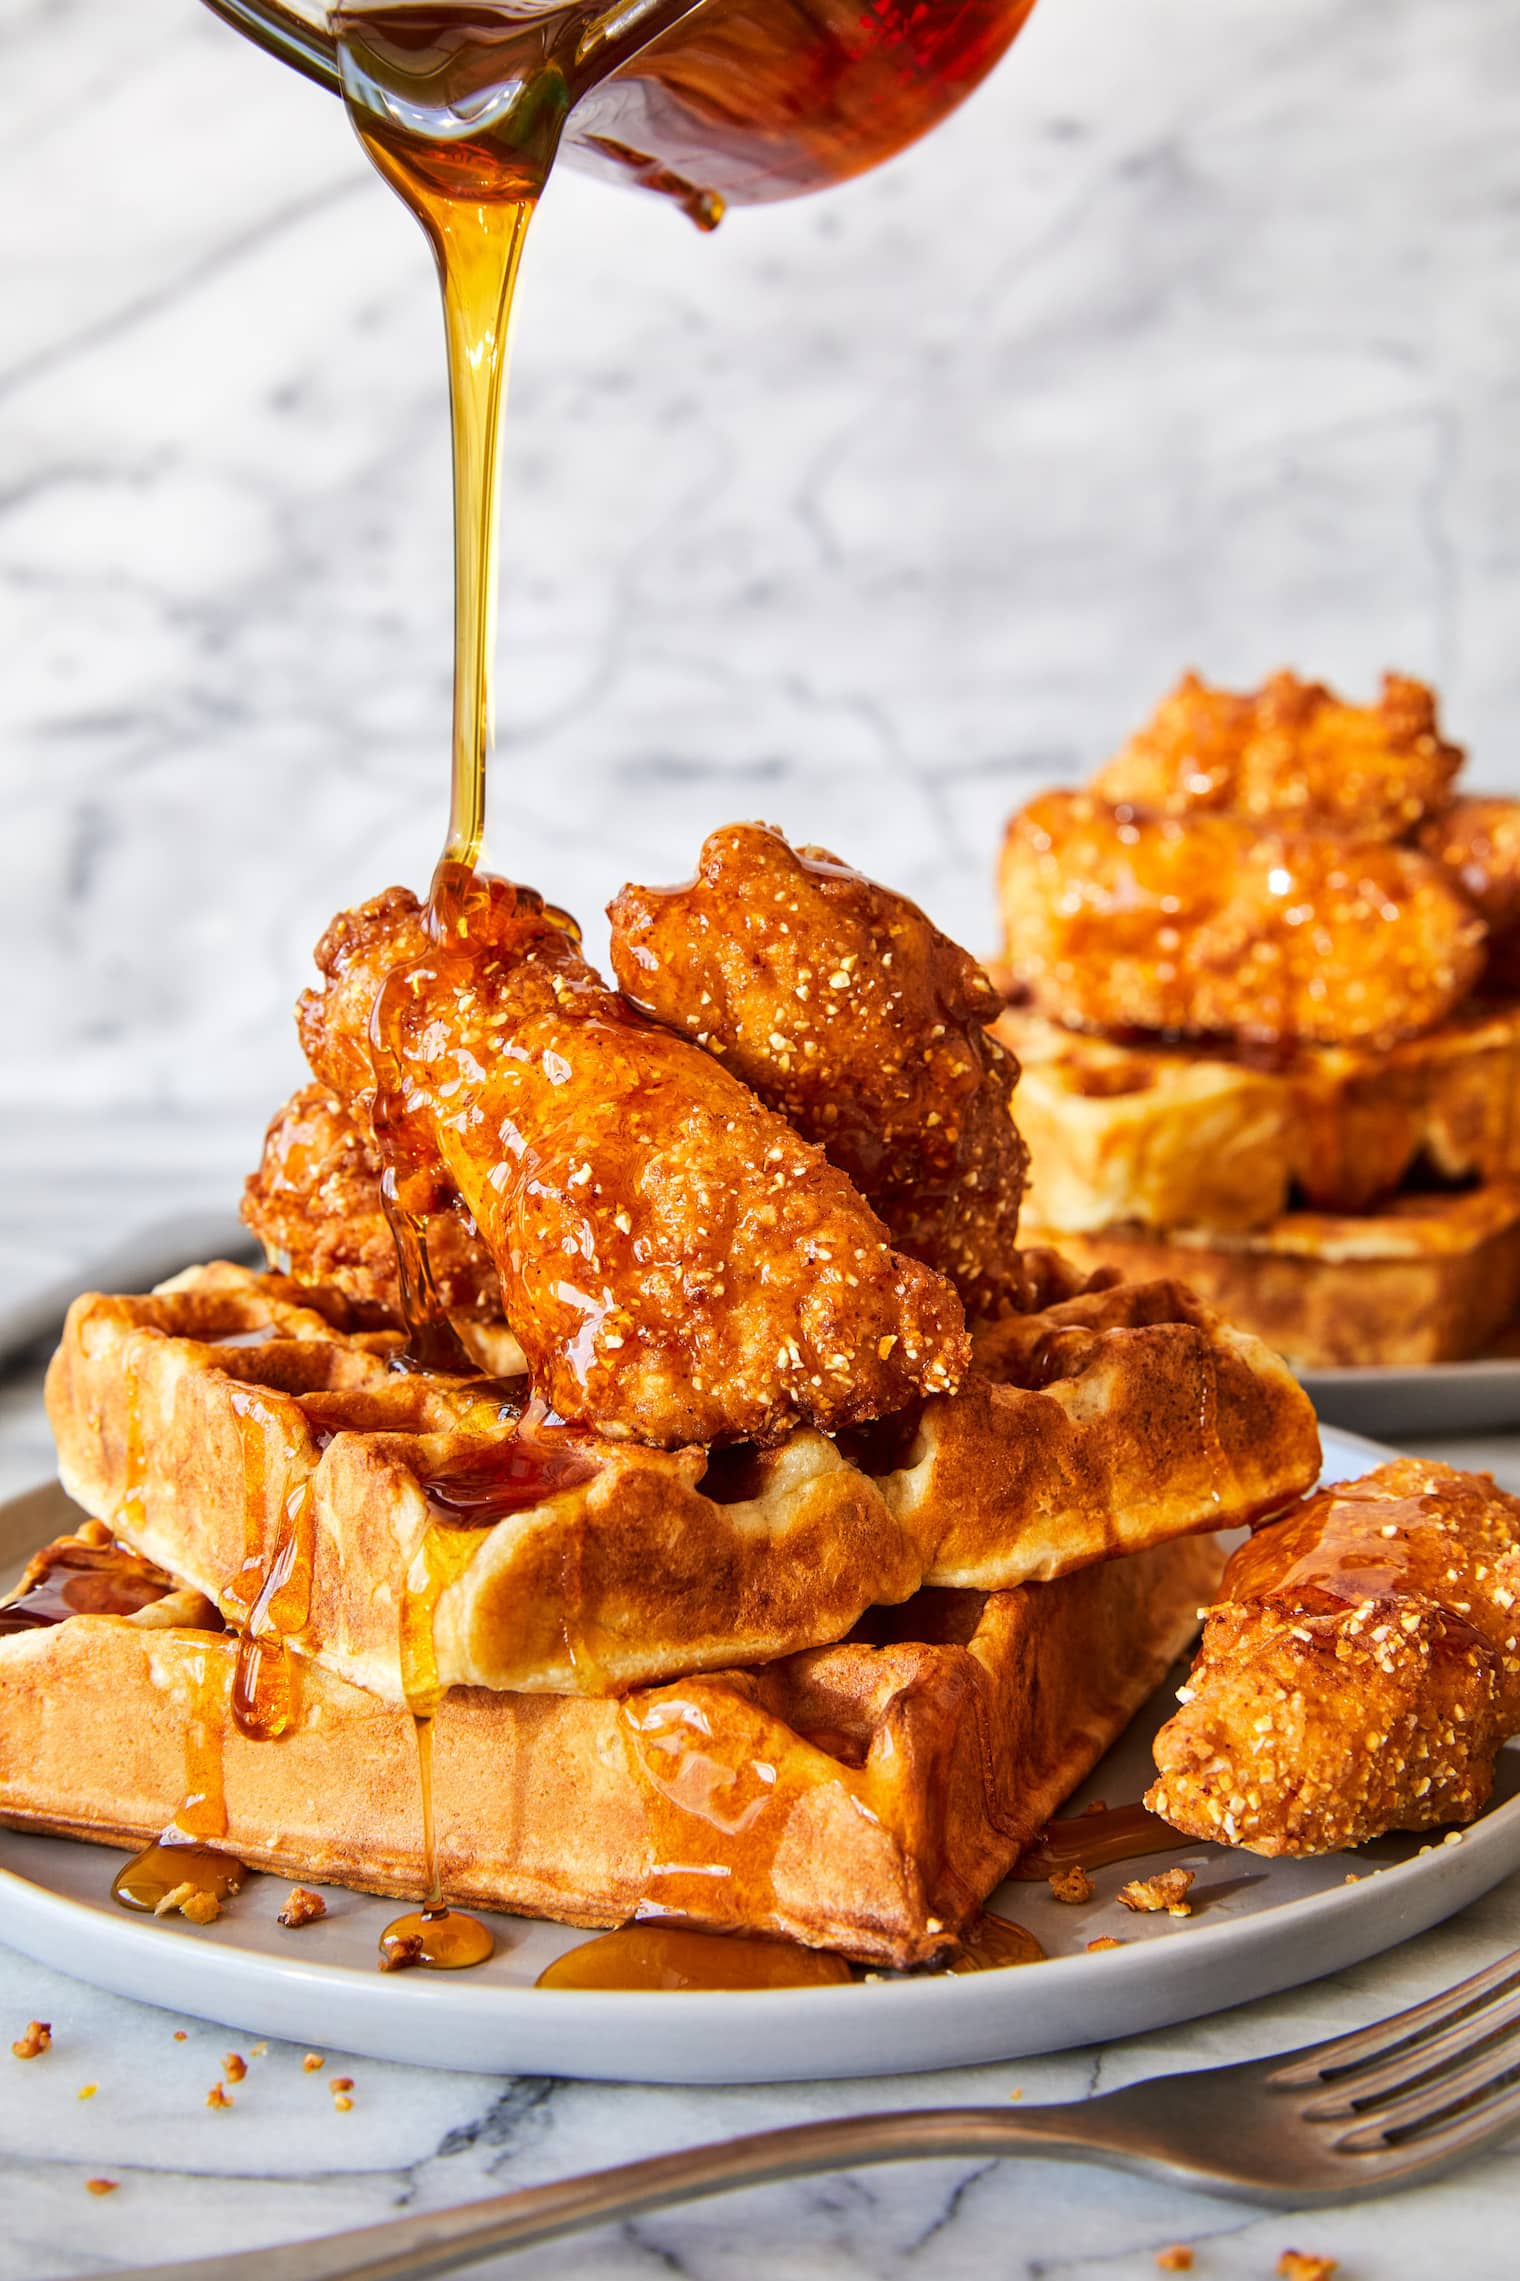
(3, 1427, 1518, 2085)
(1300, 1357, 1520, 1440)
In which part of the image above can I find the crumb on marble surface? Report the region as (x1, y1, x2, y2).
(206, 2082, 234, 2110)
(11, 2019, 51, 2059)
(223, 2053, 247, 2083)
(1118, 1868, 1195, 1916)
(303, 2053, 324, 2071)
(77, 2083, 97, 2100)
(1155, 2250, 1193, 2273)
(1277, 2255, 1337, 2281)
(173, 2030, 187, 2042)
(85, 2179, 118, 2197)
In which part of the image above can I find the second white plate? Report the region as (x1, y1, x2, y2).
(1300, 1356, 1520, 1439)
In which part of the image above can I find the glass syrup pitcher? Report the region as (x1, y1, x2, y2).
(199, 0, 1042, 222)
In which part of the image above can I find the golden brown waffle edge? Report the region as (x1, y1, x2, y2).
(44, 1264, 1319, 1701)
(997, 999, 1520, 1235)
(1021, 1191, 1520, 1370)
(0, 1530, 1225, 1966)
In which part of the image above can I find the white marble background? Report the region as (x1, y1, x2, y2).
(3, 0, 1520, 1287)
(5, 1, 1520, 2273)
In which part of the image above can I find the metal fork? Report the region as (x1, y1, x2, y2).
(104, 1947, 1520, 2281)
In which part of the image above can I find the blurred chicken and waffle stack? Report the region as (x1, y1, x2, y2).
(997, 672, 1520, 1369)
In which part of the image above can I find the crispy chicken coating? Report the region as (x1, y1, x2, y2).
(298, 876, 969, 1448)
(1093, 670, 1462, 840)
(1000, 792, 1486, 1049)
(241, 1081, 501, 1326)
(1147, 1460, 1520, 1856)
(608, 823, 1031, 1318)
(1417, 795, 1520, 994)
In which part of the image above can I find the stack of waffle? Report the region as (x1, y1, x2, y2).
(2, 1261, 1318, 1964)
(998, 672, 1520, 1370)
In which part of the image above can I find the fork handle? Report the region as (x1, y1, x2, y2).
(97, 2105, 1092, 2281)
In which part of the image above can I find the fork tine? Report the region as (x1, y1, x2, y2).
(1270, 1946, 1520, 2087)
(1298, 1983, 1520, 2118)
(1327, 2039, 1520, 2149)
(1332, 2064, 1520, 2162)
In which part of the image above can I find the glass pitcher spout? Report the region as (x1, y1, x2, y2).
(199, 0, 341, 93)
(198, 0, 1043, 212)
(197, 1, 713, 102)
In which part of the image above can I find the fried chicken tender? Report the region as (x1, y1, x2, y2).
(1417, 795, 1520, 994)
(1093, 670, 1462, 840)
(241, 1082, 500, 1326)
(298, 876, 969, 1448)
(608, 823, 1031, 1318)
(1000, 791, 1486, 1049)
(1147, 1460, 1520, 1856)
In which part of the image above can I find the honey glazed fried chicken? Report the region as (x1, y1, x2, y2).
(1148, 1460, 1520, 1855)
(1092, 669, 1463, 841)
(1000, 790, 1486, 1051)
(243, 1081, 500, 1328)
(1417, 795, 1520, 995)
(609, 822, 1031, 1318)
(296, 872, 969, 1448)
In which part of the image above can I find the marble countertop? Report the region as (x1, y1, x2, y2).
(0, 1867, 1513, 2281)
(6, 0, 1520, 2268)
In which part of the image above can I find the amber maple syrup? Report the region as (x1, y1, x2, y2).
(334, 9, 607, 1970)
(257, 0, 1046, 1973)
(117, 1354, 147, 1537)
(536, 1910, 1045, 1987)
(379, 1708, 498, 1970)
(230, 1479, 319, 1742)
(112, 1843, 249, 1916)
(537, 1924, 855, 1991)
(1012, 1801, 1187, 1882)
(113, 1646, 244, 1916)
(941, 1911, 1045, 1971)
(0, 1535, 172, 1635)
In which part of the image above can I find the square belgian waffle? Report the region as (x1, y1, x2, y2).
(997, 998, 1520, 1236)
(1021, 1189, 1520, 1372)
(44, 1263, 1319, 1702)
(0, 1521, 1224, 1966)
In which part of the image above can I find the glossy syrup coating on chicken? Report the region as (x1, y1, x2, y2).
(241, 1081, 501, 1326)
(298, 877, 969, 1448)
(1092, 670, 1463, 841)
(1417, 795, 1520, 994)
(1000, 791, 1486, 1051)
(1148, 1459, 1520, 1856)
(608, 824, 1031, 1319)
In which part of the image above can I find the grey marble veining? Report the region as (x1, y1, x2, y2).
(5, 0, 1520, 2270)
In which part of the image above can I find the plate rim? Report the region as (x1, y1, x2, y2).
(1300, 1354, 1520, 1387)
